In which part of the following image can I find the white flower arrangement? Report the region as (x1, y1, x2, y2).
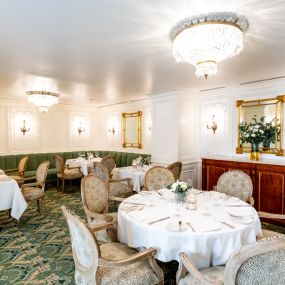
(168, 181, 191, 194)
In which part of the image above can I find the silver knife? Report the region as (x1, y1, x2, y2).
(148, 216, 170, 225)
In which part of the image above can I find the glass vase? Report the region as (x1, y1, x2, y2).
(175, 192, 187, 203)
(250, 142, 260, 161)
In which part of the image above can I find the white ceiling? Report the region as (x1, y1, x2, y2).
(0, 0, 285, 106)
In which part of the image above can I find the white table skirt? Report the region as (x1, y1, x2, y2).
(118, 190, 262, 269)
(0, 175, 27, 220)
(113, 165, 152, 192)
(66, 157, 102, 176)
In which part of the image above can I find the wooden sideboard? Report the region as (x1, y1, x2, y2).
(202, 157, 285, 226)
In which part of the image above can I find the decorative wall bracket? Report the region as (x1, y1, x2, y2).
(78, 122, 85, 135)
(207, 115, 217, 134)
(20, 120, 30, 135)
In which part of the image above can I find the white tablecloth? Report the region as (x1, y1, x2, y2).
(0, 175, 27, 220)
(113, 165, 152, 192)
(118, 190, 262, 269)
(65, 157, 102, 176)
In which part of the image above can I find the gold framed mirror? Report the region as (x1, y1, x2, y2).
(122, 111, 142, 149)
(236, 96, 284, 156)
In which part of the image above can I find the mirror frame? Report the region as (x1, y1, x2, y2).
(122, 111, 142, 149)
(236, 96, 284, 156)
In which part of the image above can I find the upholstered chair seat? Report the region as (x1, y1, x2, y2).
(98, 243, 160, 285)
(57, 168, 82, 179)
(21, 161, 50, 217)
(216, 170, 254, 205)
(62, 206, 164, 285)
(145, 166, 175, 191)
(6, 155, 29, 185)
(177, 236, 285, 285)
(109, 182, 131, 198)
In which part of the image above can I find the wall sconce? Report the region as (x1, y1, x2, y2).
(207, 115, 218, 134)
(78, 122, 85, 135)
(109, 127, 115, 135)
(20, 120, 30, 135)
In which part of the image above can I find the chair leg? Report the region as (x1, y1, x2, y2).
(37, 199, 41, 213)
(62, 179, 65, 192)
(41, 197, 45, 217)
(57, 178, 59, 191)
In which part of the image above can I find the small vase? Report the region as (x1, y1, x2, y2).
(175, 192, 187, 203)
(250, 143, 260, 161)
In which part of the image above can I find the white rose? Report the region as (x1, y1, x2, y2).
(252, 134, 255, 137)
(260, 130, 264, 134)
(255, 125, 260, 129)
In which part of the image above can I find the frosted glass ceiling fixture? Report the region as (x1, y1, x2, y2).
(169, 12, 249, 79)
(26, 90, 60, 113)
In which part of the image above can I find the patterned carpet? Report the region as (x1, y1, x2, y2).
(0, 187, 284, 285)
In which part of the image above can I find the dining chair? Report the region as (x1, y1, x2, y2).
(62, 206, 164, 285)
(256, 211, 285, 240)
(216, 170, 254, 206)
(54, 154, 83, 192)
(101, 154, 116, 178)
(93, 162, 133, 201)
(81, 175, 117, 243)
(144, 166, 175, 191)
(176, 236, 285, 285)
(21, 161, 50, 217)
(167, 161, 182, 181)
(6, 155, 29, 185)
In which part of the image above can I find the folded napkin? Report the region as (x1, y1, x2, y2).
(227, 207, 253, 218)
(129, 210, 168, 224)
(0, 175, 12, 182)
(191, 219, 221, 232)
(0, 169, 4, 175)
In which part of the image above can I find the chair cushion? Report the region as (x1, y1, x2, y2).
(178, 266, 224, 285)
(109, 182, 131, 197)
(22, 187, 44, 200)
(98, 243, 159, 285)
(57, 168, 82, 179)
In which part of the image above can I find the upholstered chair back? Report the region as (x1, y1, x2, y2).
(101, 154, 116, 173)
(36, 161, 50, 188)
(81, 175, 108, 214)
(62, 206, 99, 285)
(18, 155, 29, 177)
(93, 162, 110, 184)
(167, 162, 182, 181)
(145, 166, 175, 191)
(54, 154, 65, 174)
(224, 237, 285, 285)
(217, 170, 253, 202)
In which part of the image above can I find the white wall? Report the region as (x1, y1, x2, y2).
(0, 98, 98, 154)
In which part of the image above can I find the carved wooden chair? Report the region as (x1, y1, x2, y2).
(81, 175, 118, 243)
(54, 154, 83, 192)
(177, 236, 285, 285)
(101, 154, 116, 178)
(144, 166, 175, 191)
(21, 161, 50, 217)
(216, 170, 254, 206)
(256, 211, 285, 240)
(167, 161, 182, 181)
(93, 162, 133, 201)
(6, 155, 29, 185)
(62, 206, 164, 285)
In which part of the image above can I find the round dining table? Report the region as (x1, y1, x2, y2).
(118, 189, 262, 269)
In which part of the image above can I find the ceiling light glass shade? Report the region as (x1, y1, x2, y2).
(169, 12, 249, 79)
(26, 91, 59, 113)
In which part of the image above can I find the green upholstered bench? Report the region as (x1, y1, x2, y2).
(0, 151, 150, 185)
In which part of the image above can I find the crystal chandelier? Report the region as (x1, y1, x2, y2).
(26, 90, 60, 113)
(169, 12, 249, 79)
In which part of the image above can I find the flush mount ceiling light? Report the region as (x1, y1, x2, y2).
(26, 90, 60, 113)
(169, 12, 249, 79)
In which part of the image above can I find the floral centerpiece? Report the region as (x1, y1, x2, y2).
(79, 152, 88, 160)
(167, 181, 192, 202)
(239, 115, 280, 159)
(134, 155, 152, 167)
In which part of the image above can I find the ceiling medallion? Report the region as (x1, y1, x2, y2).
(169, 12, 249, 79)
(26, 90, 60, 113)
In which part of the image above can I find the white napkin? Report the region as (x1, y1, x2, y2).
(192, 219, 221, 232)
(129, 210, 168, 224)
(0, 169, 4, 175)
(223, 196, 244, 206)
(0, 175, 12, 182)
(227, 207, 253, 218)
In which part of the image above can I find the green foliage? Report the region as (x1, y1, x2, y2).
(239, 115, 280, 146)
